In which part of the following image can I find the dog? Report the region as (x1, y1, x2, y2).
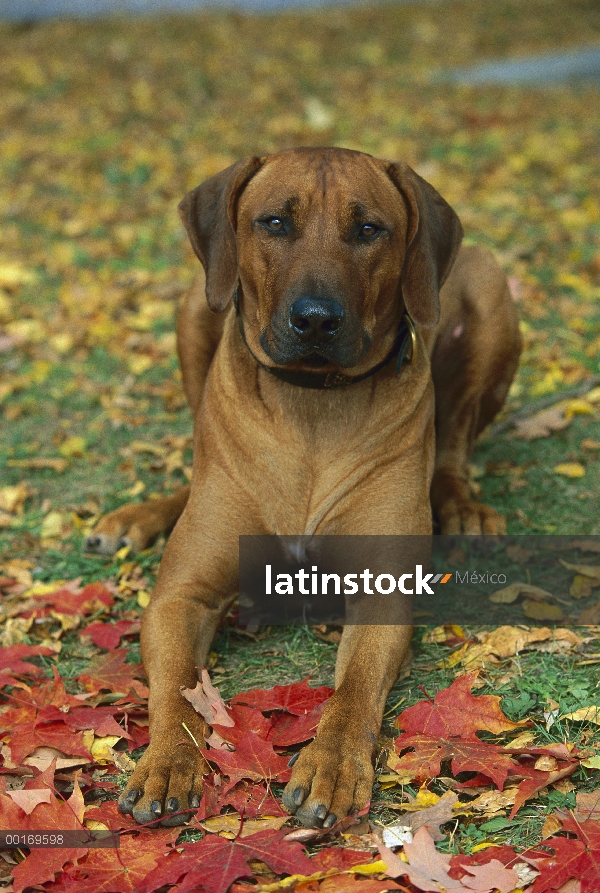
(84, 147, 521, 827)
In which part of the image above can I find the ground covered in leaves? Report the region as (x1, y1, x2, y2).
(1, 0, 600, 890)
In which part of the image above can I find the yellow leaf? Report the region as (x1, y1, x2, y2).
(59, 436, 87, 458)
(40, 511, 66, 539)
(570, 575, 598, 599)
(490, 582, 553, 604)
(560, 560, 600, 581)
(50, 333, 75, 354)
(0, 263, 36, 290)
(128, 355, 153, 376)
(85, 820, 110, 832)
(49, 610, 80, 632)
(560, 706, 600, 725)
(137, 590, 151, 608)
(522, 599, 563, 621)
(565, 398, 595, 417)
(202, 814, 288, 838)
(6, 318, 46, 344)
(90, 735, 122, 764)
(123, 480, 145, 498)
(553, 462, 586, 478)
(582, 755, 600, 769)
(0, 482, 32, 514)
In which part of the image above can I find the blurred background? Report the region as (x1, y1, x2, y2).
(0, 0, 599, 559)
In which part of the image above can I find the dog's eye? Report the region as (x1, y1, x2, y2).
(264, 217, 284, 232)
(360, 223, 379, 239)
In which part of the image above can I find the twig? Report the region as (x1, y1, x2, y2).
(489, 374, 600, 436)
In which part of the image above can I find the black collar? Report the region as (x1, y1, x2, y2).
(233, 289, 416, 390)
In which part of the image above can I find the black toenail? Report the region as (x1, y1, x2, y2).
(151, 801, 162, 816)
(190, 794, 200, 808)
(86, 535, 100, 548)
(293, 787, 305, 806)
(323, 814, 337, 828)
(315, 805, 327, 820)
(117, 537, 129, 549)
(126, 789, 141, 805)
(166, 798, 179, 813)
(288, 752, 300, 767)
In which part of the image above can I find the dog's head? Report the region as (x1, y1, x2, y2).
(178, 148, 462, 371)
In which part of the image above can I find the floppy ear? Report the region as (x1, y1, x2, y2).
(178, 155, 264, 311)
(387, 161, 463, 328)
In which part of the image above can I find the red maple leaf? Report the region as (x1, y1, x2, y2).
(5, 715, 93, 765)
(78, 650, 149, 700)
(203, 731, 292, 784)
(307, 879, 403, 892)
(211, 704, 272, 747)
(226, 781, 286, 817)
(268, 701, 326, 746)
(529, 831, 600, 893)
(56, 830, 179, 893)
(508, 758, 579, 818)
(230, 678, 334, 715)
(395, 672, 524, 740)
(394, 732, 519, 789)
(6, 765, 88, 893)
(0, 644, 54, 688)
(309, 847, 377, 871)
(81, 619, 140, 650)
(137, 829, 315, 893)
(27, 581, 114, 618)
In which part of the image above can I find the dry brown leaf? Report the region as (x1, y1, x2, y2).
(384, 791, 463, 842)
(0, 482, 32, 514)
(513, 403, 570, 440)
(578, 601, 600, 624)
(570, 539, 600, 553)
(570, 575, 600, 599)
(201, 813, 289, 838)
(489, 582, 555, 604)
(6, 457, 68, 473)
(467, 787, 518, 816)
(560, 560, 600, 581)
(459, 626, 580, 667)
(572, 790, 600, 822)
(560, 706, 600, 725)
(541, 814, 562, 839)
(522, 599, 564, 621)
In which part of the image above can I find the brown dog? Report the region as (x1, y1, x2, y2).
(85, 148, 521, 828)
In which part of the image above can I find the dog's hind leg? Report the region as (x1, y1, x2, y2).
(430, 245, 522, 535)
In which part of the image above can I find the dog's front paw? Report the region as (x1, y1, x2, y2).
(438, 498, 506, 536)
(282, 729, 375, 828)
(118, 739, 207, 827)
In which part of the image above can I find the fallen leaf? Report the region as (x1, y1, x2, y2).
(203, 731, 292, 784)
(560, 560, 600, 581)
(6, 788, 52, 815)
(522, 598, 564, 621)
(137, 828, 315, 893)
(181, 668, 235, 727)
(560, 706, 600, 725)
(395, 672, 524, 739)
(400, 826, 464, 890)
(231, 678, 334, 715)
(513, 404, 571, 440)
(382, 790, 462, 841)
(489, 582, 555, 604)
(553, 462, 586, 478)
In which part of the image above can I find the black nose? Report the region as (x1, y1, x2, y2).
(289, 298, 344, 343)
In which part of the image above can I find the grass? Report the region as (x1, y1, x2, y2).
(1, 0, 600, 862)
